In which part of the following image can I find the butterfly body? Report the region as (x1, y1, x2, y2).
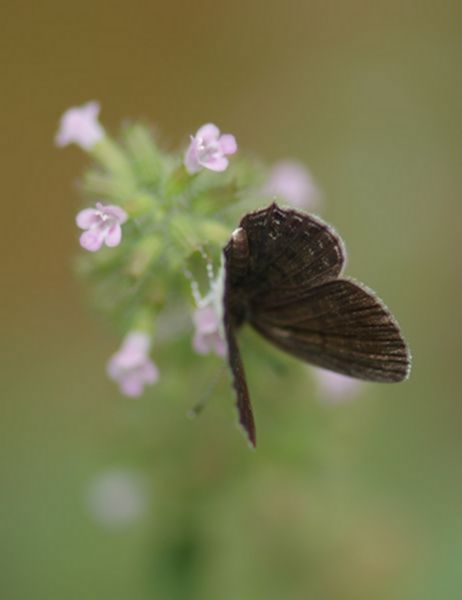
(223, 203, 411, 447)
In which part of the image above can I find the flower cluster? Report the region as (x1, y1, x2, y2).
(192, 305, 226, 357)
(263, 160, 320, 210)
(85, 469, 148, 528)
(76, 202, 127, 252)
(107, 332, 159, 397)
(312, 368, 364, 403)
(57, 101, 345, 403)
(184, 123, 237, 174)
(56, 102, 243, 397)
(55, 101, 104, 150)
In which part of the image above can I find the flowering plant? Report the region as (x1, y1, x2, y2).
(57, 101, 358, 436)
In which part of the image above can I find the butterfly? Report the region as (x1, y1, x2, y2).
(223, 203, 411, 447)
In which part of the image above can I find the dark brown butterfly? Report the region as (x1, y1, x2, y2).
(223, 203, 411, 447)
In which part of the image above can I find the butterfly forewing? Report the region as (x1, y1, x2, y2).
(239, 203, 346, 298)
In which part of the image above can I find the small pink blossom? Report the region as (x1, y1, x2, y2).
(76, 202, 128, 252)
(312, 367, 364, 404)
(55, 101, 104, 150)
(263, 160, 320, 210)
(86, 469, 148, 528)
(184, 123, 237, 174)
(192, 305, 227, 358)
(107, 332, 159, 397)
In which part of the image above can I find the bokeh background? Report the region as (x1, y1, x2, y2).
(2, 1, 462, 599)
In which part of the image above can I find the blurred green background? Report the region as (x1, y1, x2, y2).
(2, 1, 462, 599)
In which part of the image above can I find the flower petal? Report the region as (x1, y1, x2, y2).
(110, 332, 151, 370)
(55, 129, 71, 147)
(193, 306, 220, 335)
(123, 332, 151, 357)
(202, 155, 229, 172)
(83, 101, 101, 119)
(107, 355, 123, 380)
(103, 204, 128, 223)
(119, 374, 144, 397)
(184, 139, 201, 174)
(313, 367, 363, 404)
(213, 335, 227, 358)
(105, 224, 122, 247)
(80, 229, 104, 252)
(196, 123, 220, 142)
(55, 101, 104, 150)
(140, 360, 159, 385)
(85, 469, 147, 527)
(263, 161, 320, 210)
(219, 134, 237, 155)
(193, 333, 212, 355)
(76, 208, 100, 229)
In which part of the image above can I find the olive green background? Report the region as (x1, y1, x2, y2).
(2, 2, 462, 599)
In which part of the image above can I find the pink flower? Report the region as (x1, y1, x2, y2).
(263, 160, 320, 210)
(184, 123, 237, 174)
(312, 367, 364, 404)
(192, 305, 227, 357)
(76, 202, 128, 252)
(107, 332, 159, 397)
(85, 469, 148, 528)
(55, 100, 104, 150)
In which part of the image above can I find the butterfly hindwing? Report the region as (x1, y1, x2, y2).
(251, 278, 410, 382)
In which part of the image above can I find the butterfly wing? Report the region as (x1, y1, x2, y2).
(239, 202, 347, 298)
(223, 202, 410, 445)
(223, 228, 256, 446)
(223, 309, 256, 447)
(250, 278, 410, 382)
(223, 204, 348, 445)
